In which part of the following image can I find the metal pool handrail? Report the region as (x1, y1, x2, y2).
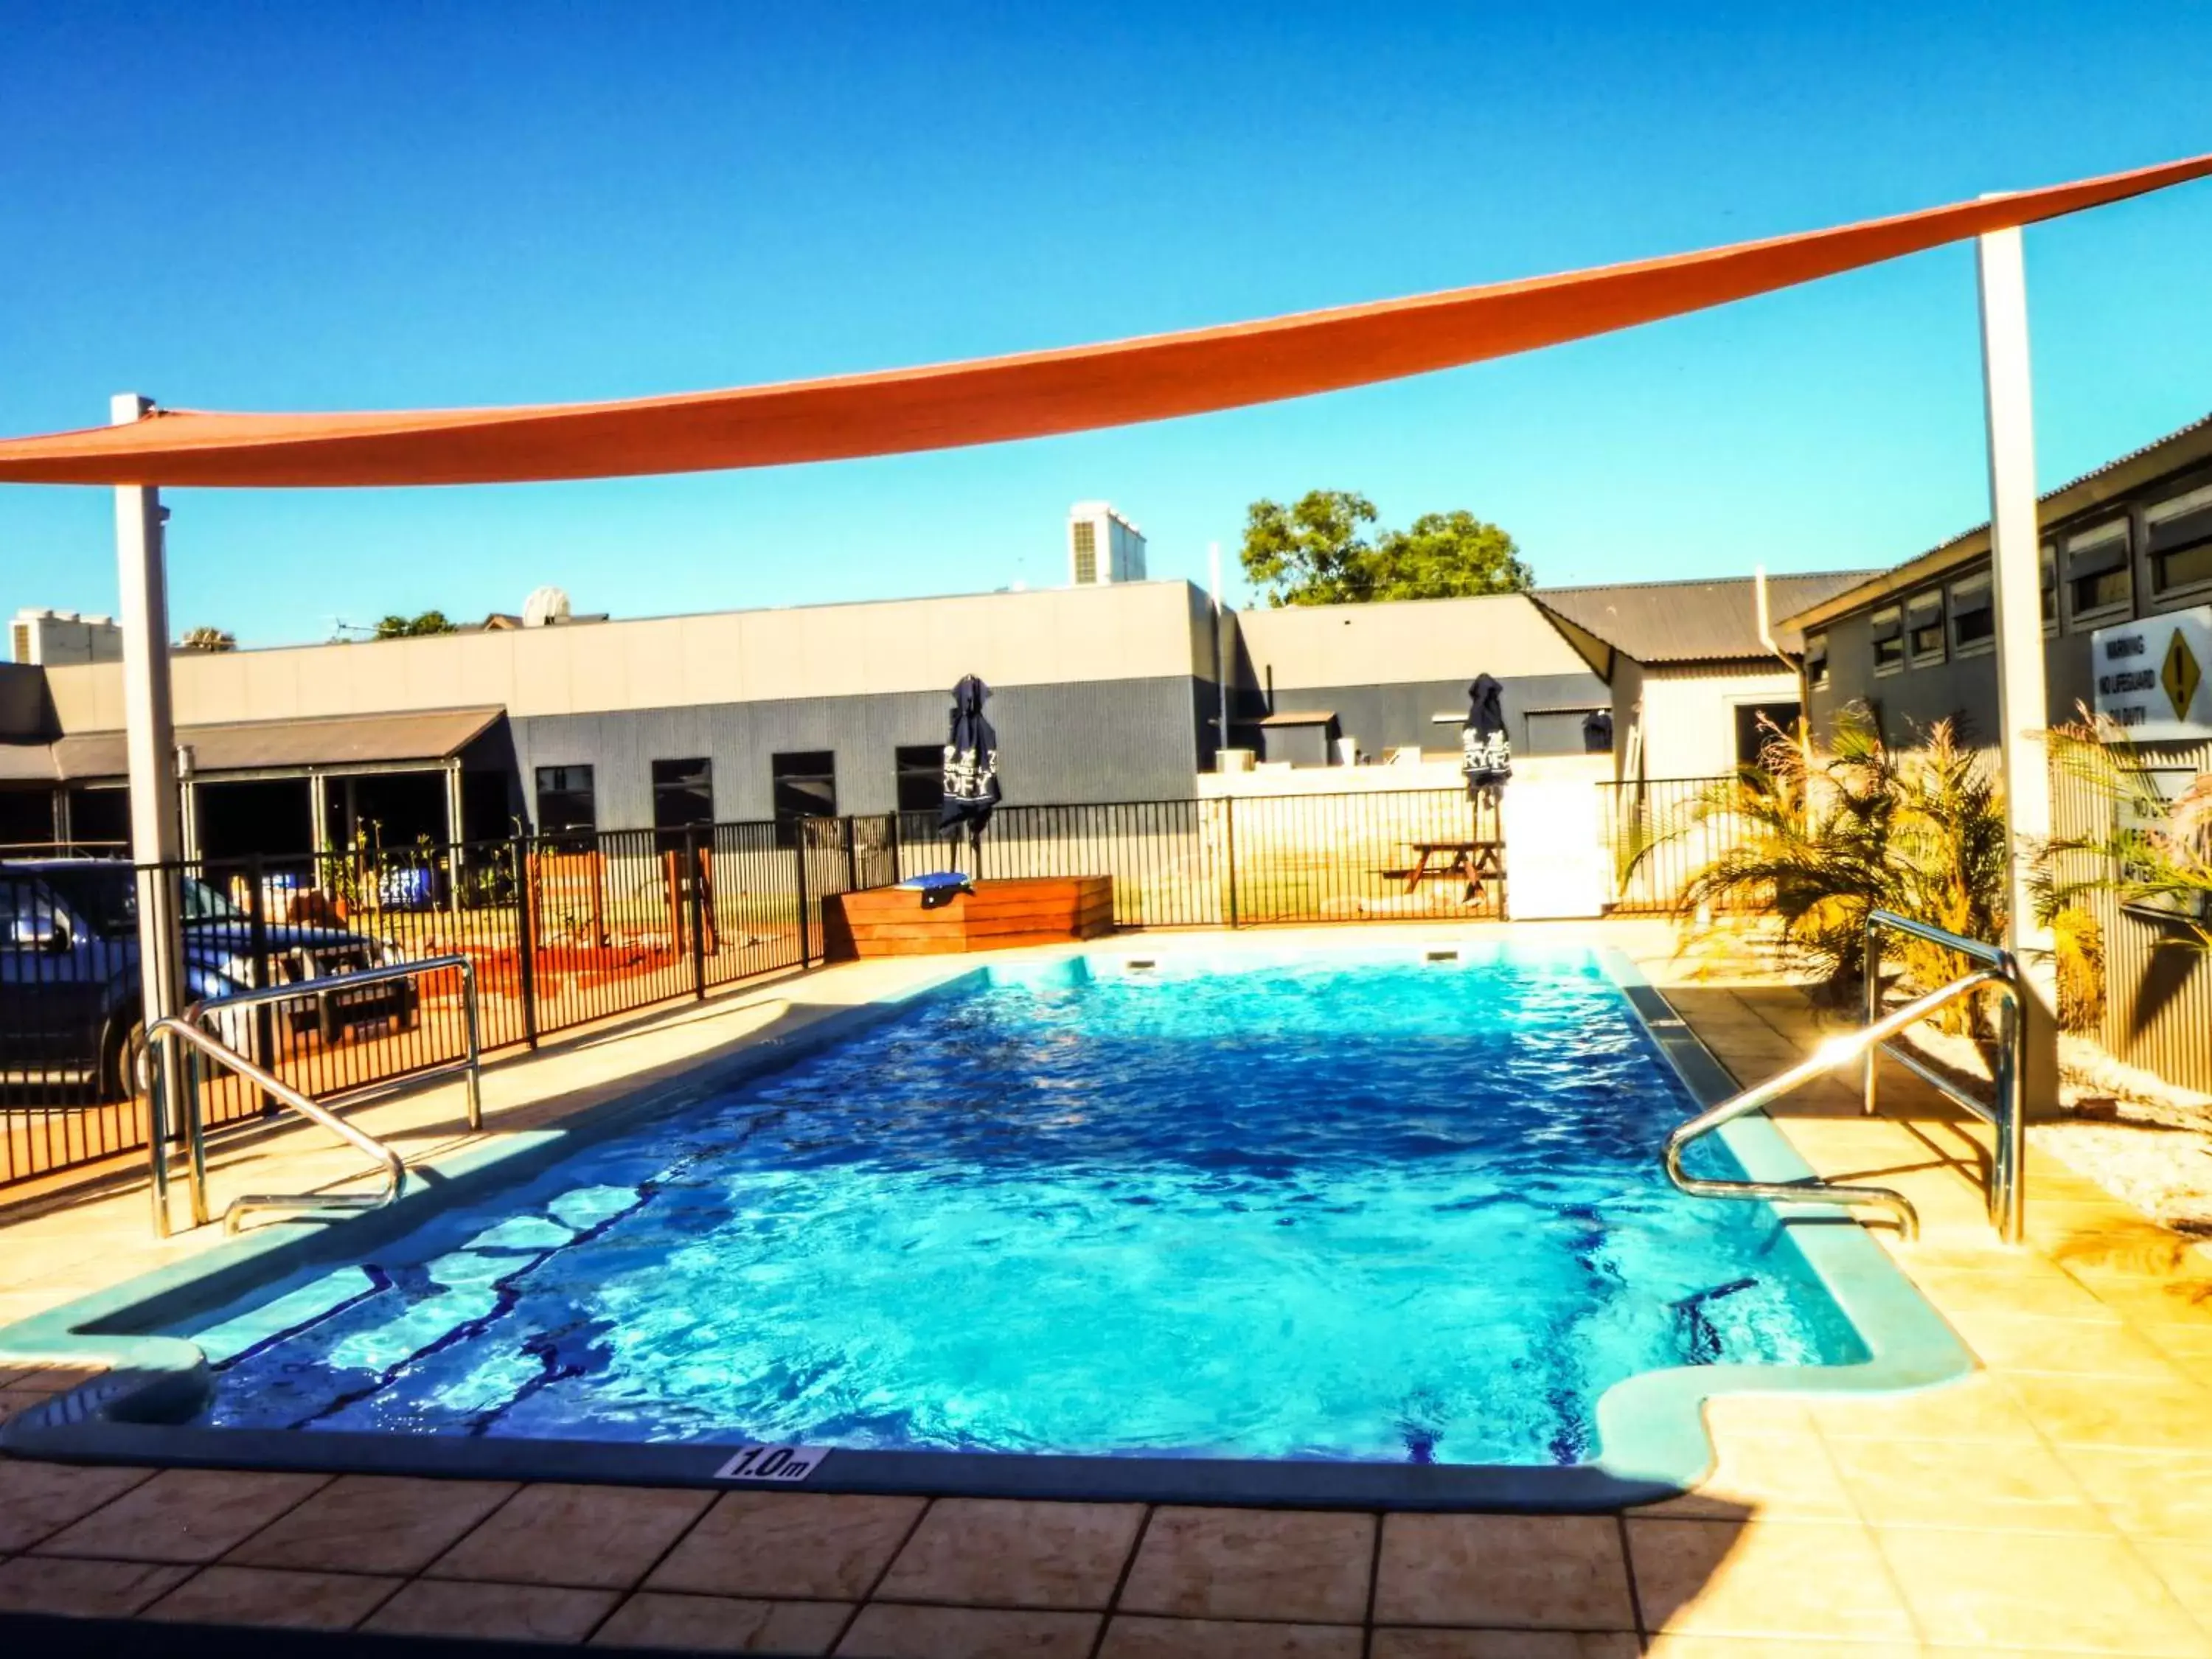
(1863, 910, 2026, 1244)
(143, 955, 484, 1236)
(1663, 911, 2026, 1245)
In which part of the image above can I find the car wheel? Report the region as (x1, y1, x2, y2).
(104, 1016, 148, 1105)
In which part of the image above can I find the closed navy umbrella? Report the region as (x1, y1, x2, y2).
(940, 674, 1002, 846)
(1461, 673, 1512, 798)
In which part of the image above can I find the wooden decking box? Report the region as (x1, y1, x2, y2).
(823, 877, 1114, 959)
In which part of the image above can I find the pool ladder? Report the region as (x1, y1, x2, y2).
(1663, 911, 2028, 1245)
(143, 956, 484, 1237)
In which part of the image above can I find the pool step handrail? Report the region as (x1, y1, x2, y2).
(142, 955, 484, 1237)
(1666, 914, 2027, 1245)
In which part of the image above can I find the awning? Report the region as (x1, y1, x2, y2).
(16, 706, 505, 784)
(1259, 711, 1339, 727)
(0, 153, 2205, 488)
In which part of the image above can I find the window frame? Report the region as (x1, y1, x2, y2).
(894, 744, 943, 815)
(769, 750, 838, 839)
(649, 757, 714, 837)
(1804, 631, 1829, 691)
(2145, 480, 2212, 601)
(1947, 571, 1995, 658)
(1870, 605, 1905, 676)
(1905, 588, 1947, 668)
(532, 764, 598, 841)
(2039, 543, 2059, 636)
(2062, 518, 2133, 628)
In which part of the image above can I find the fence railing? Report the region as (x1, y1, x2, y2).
(2, 787, 1500, 1193)
(1595, 776, 1750, 914)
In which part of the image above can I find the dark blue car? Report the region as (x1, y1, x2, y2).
(0, 858, 417, 1103)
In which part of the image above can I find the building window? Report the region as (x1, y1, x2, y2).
(1871, 606, 1904, 675)
(2039, 544, 2058, 633)
(650, 758, 714, 835)
(2146, 481, 2212, 595)
(2063, 520, 2132, 623)
(1734, 703, 1801, 768)
(534, 765, 597, 839)
(1523, 709, 1608, 757)
(771, 751, 837, 839)
(894, 745, 942, 814)
(1906, 589, 1946, 666)
(1949, 571, 1994, 655)
(1071, 521, 1097, 585)
(1804, 633, 1829, 690)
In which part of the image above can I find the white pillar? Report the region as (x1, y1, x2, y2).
(114, 392, 187, 1228)
(1975, 223, 2062, 1119)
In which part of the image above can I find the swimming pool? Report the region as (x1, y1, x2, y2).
(1, 939, 1970, 1509)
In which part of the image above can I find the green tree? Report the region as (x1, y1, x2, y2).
(375, 610, 458, 639)
(1238, 492, 1529, 606)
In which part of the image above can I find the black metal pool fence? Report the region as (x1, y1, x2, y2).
(1, 787, 1514, 1192)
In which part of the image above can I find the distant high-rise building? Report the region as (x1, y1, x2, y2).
(10, 608, 122, 666)
(1067, 502, 1147, 586)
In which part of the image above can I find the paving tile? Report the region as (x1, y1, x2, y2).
(1374, 1513, 1635, 1631)
(836, 1603, 1097, 1658)
(1874, 1525, 2207, 1655)
(1634, 1430, 1855, 1520)
(590, 1590, 852, 1653)
(874, 1498, 1144, 1610)
(0, 1458, 153, 1552)
(145, 1564, 403, 1629)
(1700, 1394, 1814, 1436)
(2140, 1540, 2212, 1632)
(1368, 1629, 1642, 1658)
(33, 1467, 330, 1563)
(1099, 1614, 1366, 1659)
(0, 1554, 194, 1616)
(432, 1483, 713, 1589)
(2059, 1447, 2212, 1542)
(1806, 1377, 2041, 1443)
(1825, 1432, 2112, 1532)
(1943, 1310, 2194, 1378)
(1641, 1638, 1925, 1658)
(1908, 1265, 2123, 1321)
(1995, 1371, 2212, 1452)
(1626, 1517, 1916, 1643)
(365, 1576, 622, 1643)
(1117, 1506, 1374, 1624)
(646, 1492, 925, 1601)
(226, 1474, 518, 1575)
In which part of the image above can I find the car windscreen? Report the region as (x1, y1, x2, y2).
(36, 866, 242, 937)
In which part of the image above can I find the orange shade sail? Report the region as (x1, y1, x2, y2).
(3, 153, 2209, 489)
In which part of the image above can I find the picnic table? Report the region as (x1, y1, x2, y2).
(1396, 838, 1506, 908)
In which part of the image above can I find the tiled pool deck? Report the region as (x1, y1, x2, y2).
(3, 922, 2211, 1657)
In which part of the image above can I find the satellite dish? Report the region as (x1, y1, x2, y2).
(522, 585, 572, 628)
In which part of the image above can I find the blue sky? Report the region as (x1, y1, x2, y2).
(4, 1, 2211, 646)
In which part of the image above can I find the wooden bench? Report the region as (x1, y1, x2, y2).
(823, 876, 1115, 959)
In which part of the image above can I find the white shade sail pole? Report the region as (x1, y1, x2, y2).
(1975, 221, 2062, 1121)
(113, 392, 187, 1231)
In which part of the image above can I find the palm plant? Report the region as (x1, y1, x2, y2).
(2038, 717, 2212, 954)
(1658, 713, 2009, 1028)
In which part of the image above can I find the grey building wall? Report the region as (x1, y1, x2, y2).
(509, 675, 1209, 830)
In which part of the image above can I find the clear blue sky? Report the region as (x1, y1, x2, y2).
(4, 1, 2210, 646)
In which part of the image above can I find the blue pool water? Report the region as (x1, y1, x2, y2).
(177, 948, 1865, 1467)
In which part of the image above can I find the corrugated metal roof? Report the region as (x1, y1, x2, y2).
(1779, 408, 2212, 631)
(28, 706, 504, 783)
(1532, 571, 1877, 664)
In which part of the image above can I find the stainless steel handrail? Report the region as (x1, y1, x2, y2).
(144, 954, 484, 1235)
(1864, 910, 2025, 1244)
(1665, 912, 2027, 1245)
(147, 1017, 407, 1233)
